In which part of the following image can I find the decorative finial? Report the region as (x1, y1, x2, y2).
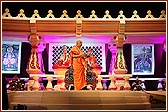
(103, 10, 112, 19)
(89, 10, 98, 19)
(74, 10, 84, 19)
(48, 10, 53, 14)
(117, 10, 126, 19)
(159, 10, 166, 18)
(119, 10, 123, 15)
(145, 10, 154, 18)
(46, 10, 55, 18)
(60, 10, 69, 18)
(131, 10, 140, 19)
(31, 10, 41, 18)
(17, 9, 26, 18)
(3, 8, 12, 17)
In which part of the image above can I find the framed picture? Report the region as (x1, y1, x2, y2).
(131, 44, 154, 75)
(2, 41, 22, 74)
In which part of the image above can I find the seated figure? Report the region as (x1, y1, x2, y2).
(85, 48, 99, 68)
(85, 48, 102, 78)
(131, 76, 144, 91)
(52, 45, 70, 67)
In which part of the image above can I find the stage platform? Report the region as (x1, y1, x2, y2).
(7, 90, 166, 110)
(145, 91, 166, 109)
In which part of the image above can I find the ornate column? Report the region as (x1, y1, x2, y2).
(113, 34, 127, 74)
(113, 33, 132, 90)
(111, 17, 132, 90)
(113, 34, 126, 90)
(26, 34, 41, 74)
(113, 19, 127, 74)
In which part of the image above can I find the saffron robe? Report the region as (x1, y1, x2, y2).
(69, 45, 86, 90)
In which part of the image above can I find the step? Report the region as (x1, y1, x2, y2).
(10, 102, 151, 110)
(8, 91, 151, 110)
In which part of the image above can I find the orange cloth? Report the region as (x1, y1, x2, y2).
(69, 45, 86, 90)
(86, 55, 99, 78)
(86, 55, 98, 67)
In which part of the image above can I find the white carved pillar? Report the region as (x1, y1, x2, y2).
(27, 34, 41, 74)
(57, 77, 66, 90)
(109, 75, 117, 90)
(96, 76, 103, 90)
(32, 76, 40, 91)
(112, 33, 132, 90)
(27, 77, 34, 91)
(123, 75, 132, 90)
(46, 76, 53, 91)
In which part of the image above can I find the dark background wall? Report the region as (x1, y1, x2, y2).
(3, 42, 166, 79)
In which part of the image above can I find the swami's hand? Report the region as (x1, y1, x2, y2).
(81, 53, 87, 58)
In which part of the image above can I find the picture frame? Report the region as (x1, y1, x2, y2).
(2, 41, 22, 74)
(131, 44, 154, 75)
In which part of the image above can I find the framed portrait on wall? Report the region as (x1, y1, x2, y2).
(131, 44, 154, 75)
(2, 41, 22, 74)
